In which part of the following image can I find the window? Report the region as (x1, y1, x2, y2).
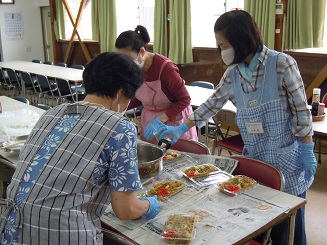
(324, 2, 327, 49)
(0, 0, 14, 4)
(116, 0, 155, 42)
(191, 0, 244, 48)
(63, 0, 92, 40)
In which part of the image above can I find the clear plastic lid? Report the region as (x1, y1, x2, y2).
(162, 214, 197, 244)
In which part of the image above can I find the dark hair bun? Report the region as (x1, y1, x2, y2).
(134, 25, 150, 44)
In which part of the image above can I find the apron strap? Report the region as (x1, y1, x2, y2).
(157, 60, 171, 80)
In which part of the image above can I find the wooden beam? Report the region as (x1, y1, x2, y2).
(306, 64, 327, 101)
(62, 0, 91, 64)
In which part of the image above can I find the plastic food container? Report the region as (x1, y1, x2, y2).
(162, 214, 197, 244)
(147, 180, 185, 201)
(181, 163, 220, 179)
(216, 175, 256, 196)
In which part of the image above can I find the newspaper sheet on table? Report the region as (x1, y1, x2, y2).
(103, 152, 239, 230)
(142, 189, 289, 245)
(103, 154, 208, 229)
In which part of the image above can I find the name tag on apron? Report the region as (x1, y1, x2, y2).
(246, 122, 264, 134)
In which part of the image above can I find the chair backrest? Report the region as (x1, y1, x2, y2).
(32, 59, 42, 64)
(34, 104, 52, 110)
(6, 68, 21, 87)
(56, 78, 73, 96)
(0, 158, 16, 198)
(230, 155, 285, 191)
(20, 71, 35, 88)
(191, 81, 215, 89)
(213, 108, 238, 129)
(56, 62, 67, 67)
(14, 96, 30, 104)
(37, 75, 52, 91)
(71, 64, 85, 70)
(0, 67, 7, 82)
(170, 138, 211, 154)
(43, 61, 54, 65)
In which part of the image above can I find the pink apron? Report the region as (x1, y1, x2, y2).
(136, 60, 197, 144)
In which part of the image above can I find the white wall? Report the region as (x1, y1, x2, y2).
(0, 0, 44, 61)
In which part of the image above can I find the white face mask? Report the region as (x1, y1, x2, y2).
(221, 48, 235, 66)
(116, 94, 131, 115)
(133, 53, 144, 69)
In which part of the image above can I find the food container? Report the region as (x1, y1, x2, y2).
(137, 143, 164, 179)
(147, 180, 185, 201)
(217, 175, 256, 196)
(182, 164, 220, 178)
(162, 214, 197, 244)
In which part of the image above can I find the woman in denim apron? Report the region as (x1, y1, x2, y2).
(156, 10, 316, 245)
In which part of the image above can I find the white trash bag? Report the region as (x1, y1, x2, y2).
(0, 108, 40, 137)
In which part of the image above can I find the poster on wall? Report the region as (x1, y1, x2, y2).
(4, 12, 23, 39)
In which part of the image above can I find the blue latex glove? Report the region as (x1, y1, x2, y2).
(140, 195, 162, 220)
(157, 122, 189, 144)
(144, 118, 164, 140)
(299, 142, 317, 181)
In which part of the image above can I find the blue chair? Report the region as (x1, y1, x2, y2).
(13, 96, 30, 105)
(34, 104, 52, 110)
(55, 62, 67, 67)
(191, 81, 214, 89)
(20, 71, 39, 97)
(190, 81, 216, 146)
(32, 59, 42, 64)
(0, 67, 14, 96)
(55, 78, 85, 103)
(43, 61, 54, 65)
(36, 75, 59, 104)
(71, 64, 85, 70)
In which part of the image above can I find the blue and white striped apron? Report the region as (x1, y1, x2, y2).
(232, 50, 313, 196)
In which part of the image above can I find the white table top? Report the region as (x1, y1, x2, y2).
(0, 60, 83, 82)
(312, 108, 327, 137)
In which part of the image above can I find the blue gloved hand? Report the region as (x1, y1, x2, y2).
(144, 118, 164, 140)
(157, 122, 189, 144)
(299, 142, 317, 181)
(140, 195, 162, 220)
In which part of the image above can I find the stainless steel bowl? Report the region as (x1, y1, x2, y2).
(137, 143, 164, 179)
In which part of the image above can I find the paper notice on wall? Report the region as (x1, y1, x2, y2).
(4, 12, 23, 39)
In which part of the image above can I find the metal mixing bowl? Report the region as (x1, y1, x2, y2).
(137, 143, 164, 179)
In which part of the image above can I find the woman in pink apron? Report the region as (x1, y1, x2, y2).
(115, 25, 197, 144)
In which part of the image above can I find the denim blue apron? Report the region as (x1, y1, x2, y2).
(232, 50, 313, 196)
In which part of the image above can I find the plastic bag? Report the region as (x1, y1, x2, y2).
(0, 108, 40, 137)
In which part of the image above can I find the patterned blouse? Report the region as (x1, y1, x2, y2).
(1, 113, 142, 244)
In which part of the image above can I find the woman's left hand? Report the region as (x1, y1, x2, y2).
(299, 142, 317, 181)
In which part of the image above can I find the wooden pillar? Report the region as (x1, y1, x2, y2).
(274, 0, 288, 51)
(49, 0, 60, 63)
